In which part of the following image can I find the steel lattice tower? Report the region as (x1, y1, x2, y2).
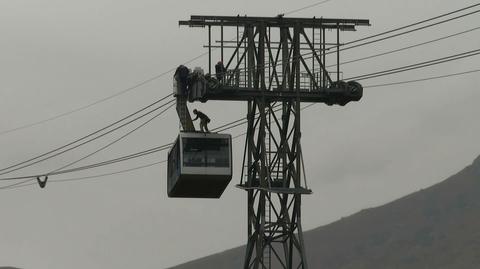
(178, 15, 370, 269)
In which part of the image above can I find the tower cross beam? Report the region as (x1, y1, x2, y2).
(180, 15, 370, 30)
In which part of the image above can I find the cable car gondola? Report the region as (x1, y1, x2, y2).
(167, 132, 232, 198)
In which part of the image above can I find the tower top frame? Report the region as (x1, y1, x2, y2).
(179, 15, 370, 30)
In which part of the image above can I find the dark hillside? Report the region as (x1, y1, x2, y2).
(169, 155, 480, 269)
(307, 154, 480, 269)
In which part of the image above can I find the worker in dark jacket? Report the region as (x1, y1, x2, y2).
(192, 109, 211, 132)
(174, 65, 190, 95)
(215, 61, 226, 82)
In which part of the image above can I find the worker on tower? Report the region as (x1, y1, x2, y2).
(174, 65, 190, 95)
(192, 109, 210, 132)
(215, 61, 226, 82)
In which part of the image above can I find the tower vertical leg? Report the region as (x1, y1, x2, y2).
(241, 22, 309, 269)
(242, 99, 309, 268)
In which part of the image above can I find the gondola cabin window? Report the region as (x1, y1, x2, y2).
(182, 137, 230, 168)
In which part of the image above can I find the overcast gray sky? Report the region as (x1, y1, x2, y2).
(0, 0, 479, 268)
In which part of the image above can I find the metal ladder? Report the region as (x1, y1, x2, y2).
(263, 107, 273, 269)
(176, 95, 195, 132)
(263, 198, 272, 269)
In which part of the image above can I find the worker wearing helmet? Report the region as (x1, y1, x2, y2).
(192, 109, 211, 132)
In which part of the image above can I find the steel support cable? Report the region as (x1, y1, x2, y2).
(47, 101, 175, 175)
(0, 161, 167, 191)
(1, 117, 257, 189)
(6, 47, 477, 181)
(0, 6, 350, 189)
(58, 147, 169, 174)
(2, 113, 250, 181)
(183, 11, 480, 136)
(230, 7, 480, 74)
(326, 9, 480, 56)
(0, 104, 254, 182)
(215, 120, 250, 133)
(0, 99, 175, 176)
(343, 2, 480, 46)
(47, 143, 172, 176)
(0, 50, 212, 136)
(365, 68, 480, 88)
(210, 117, 248, 132)
(326, 26, 480, 68)
(0, 161, 168, 190)
(0, 179, 34, 190)
(346, 48, 480, 81)
(282, 0, 335, 16)
(1, 7, 478, 184)
(0, 103, 253, 181)
(48, 146, 171, 176)
(0, 115, 255, 188)
(53, 160, 167, 184)
(0, 14, 272, 180)
(0, 95, 173, 175)
(230, 66, 480, 138)
(210, 102, 284, 132)
(2, 3, 476, 139)
(0, 40, 231, 175)
(43, 65, 480, 183)
(232, 102, 316, 139)
(214, 103, 284, 134)
(3, 64, 480, 189)
(0, 44, 232, 174)
(0, 144, 172, 181)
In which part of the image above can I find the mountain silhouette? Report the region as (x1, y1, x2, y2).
(169, 154, 480, 269)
